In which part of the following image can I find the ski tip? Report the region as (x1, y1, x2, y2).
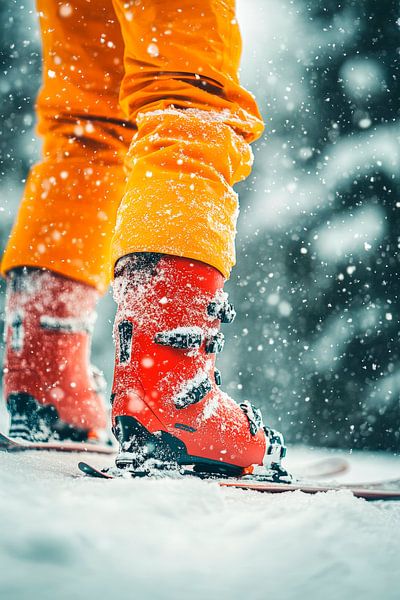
(78, 461, 114, 479)
(78, 461, 90, 473)
(78, 461, 97, 475)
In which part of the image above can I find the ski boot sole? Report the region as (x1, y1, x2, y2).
(113, 415, 245, 477)
(7, 392, 110, 446)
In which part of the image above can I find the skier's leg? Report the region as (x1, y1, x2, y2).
(110, 0, 263, 275)
(1, 0, 131, 291)
(1, 0, 130, 443)
(109, 0, 287, 475)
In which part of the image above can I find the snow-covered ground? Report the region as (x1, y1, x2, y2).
(0, 447, 399, 600)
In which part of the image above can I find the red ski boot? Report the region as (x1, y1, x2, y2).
(3, 268, 109, 445)
(111, 254, 288, 479)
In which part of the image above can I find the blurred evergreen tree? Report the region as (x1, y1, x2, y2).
(228, 0, 400, 450)
(0, 1, 41, 382)
(0, 0, 41, 253)
(0, 2, 41, 171)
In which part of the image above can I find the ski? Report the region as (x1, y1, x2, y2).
(0, 431, 115, 455)
(218, 479, 400, 500)
(78, 460, 400, 500)
(77, 455, 348, 481)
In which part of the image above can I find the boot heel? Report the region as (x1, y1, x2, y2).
(114, 415, 187, 469)
(7, 392, 90, 443)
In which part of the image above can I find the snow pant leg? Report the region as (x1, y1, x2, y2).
(0, 0, 132, 293)
(110, 0, 264, 278)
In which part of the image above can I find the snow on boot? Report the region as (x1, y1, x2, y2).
(111, 254, 288, 479)
(3, 268, 109, 444)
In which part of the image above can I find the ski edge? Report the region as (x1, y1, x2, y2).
(219, 480, 400, 501)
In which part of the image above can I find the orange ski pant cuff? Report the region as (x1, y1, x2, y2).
(111, 108, 254, 280)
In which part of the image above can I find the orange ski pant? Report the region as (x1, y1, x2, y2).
(0, 0, 264, 293)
